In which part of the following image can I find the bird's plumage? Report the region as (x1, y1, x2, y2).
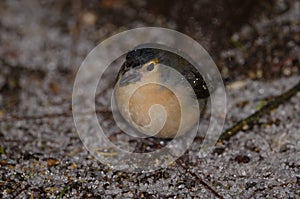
(114, 46, 209, 138)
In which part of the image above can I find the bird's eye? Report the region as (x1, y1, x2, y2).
(146, 63, 154, 71)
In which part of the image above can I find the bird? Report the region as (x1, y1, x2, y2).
(113, 45, 210, 139)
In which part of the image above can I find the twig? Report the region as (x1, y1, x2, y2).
(175, 157, 223, 199)
(0, 57, 45, 75)
(0, 109, 110, 122)
(69, 0, 82, 72)
(58, 185, 68, 199)
(14, 185, 30, 198)
(220, 79, 300, 142)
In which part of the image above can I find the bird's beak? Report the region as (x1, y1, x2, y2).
(119, 69, 142, 86)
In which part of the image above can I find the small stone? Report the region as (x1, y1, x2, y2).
(81, 11, 97, 26)
(234, 155, 251, 164)
(69, 163, 77, 169)
(46, 158, 59, 167)
(212, 147, 225, 155)
(0, 159, 6, 166)
(245, 181, 257, 190)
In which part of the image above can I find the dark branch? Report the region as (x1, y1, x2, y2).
(175, 157, 224, 199)
(220, 79, 300, 142)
